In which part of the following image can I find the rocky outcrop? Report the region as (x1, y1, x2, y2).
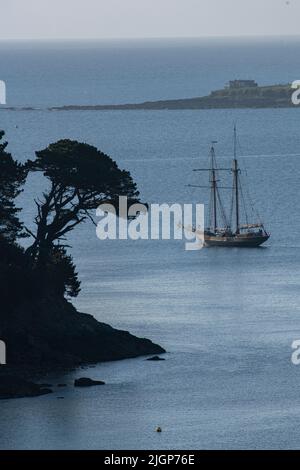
(74, 377, 105, 387)
(0, 375, 52, 399)
(0, 296, 165, 368)
(146, 355, 165, 361)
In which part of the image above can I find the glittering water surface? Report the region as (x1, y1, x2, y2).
(0, 38, 300, 449)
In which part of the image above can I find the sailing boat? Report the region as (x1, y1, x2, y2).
(190, 126, 270, 247)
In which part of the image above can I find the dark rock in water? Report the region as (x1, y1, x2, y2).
(0, 375, 53, 399)
(146, 356, 165, 361)
(74, 377, 105, 387)
(57, 396, 65, 399)
(57, 383, 67, 387)
(38, 383, 53, 387)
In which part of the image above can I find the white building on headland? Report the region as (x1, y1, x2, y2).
(227, 80, 258, 89)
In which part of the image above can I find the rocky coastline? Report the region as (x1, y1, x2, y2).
(0, 296, 165, 399)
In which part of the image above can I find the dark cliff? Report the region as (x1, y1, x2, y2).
(0, 296, 164, 367)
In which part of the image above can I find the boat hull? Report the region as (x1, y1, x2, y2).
(204, 234, 269, 247)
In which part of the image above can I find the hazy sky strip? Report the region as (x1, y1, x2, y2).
(0, 0, 299, 40)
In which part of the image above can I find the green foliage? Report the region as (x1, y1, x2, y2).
(27, 140, 140, 270)
(0, 135, 139, 303)
(0, 237, 37, 307)
(0, 130, 27, 243)
(46, 246, 81, 298)
(30, 139, 139, 201)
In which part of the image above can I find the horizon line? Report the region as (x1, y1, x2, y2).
(0, 34, 300, 42)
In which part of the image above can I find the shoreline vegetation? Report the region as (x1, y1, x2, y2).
(0, 82, 296, 112)
(0, 132, 164, 399)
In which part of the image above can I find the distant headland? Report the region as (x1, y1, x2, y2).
(0, 80, 297, 112)
(49, 80, 296, 111)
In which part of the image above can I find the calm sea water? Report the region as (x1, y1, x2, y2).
(1, 38, 300, 449)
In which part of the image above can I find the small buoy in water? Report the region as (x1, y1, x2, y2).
(156, 427, 162, 433)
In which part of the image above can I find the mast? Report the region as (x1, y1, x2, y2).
(233, 125, 240, 234)
(210, 142, 218, 233)
(192, 141, 232, 233)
